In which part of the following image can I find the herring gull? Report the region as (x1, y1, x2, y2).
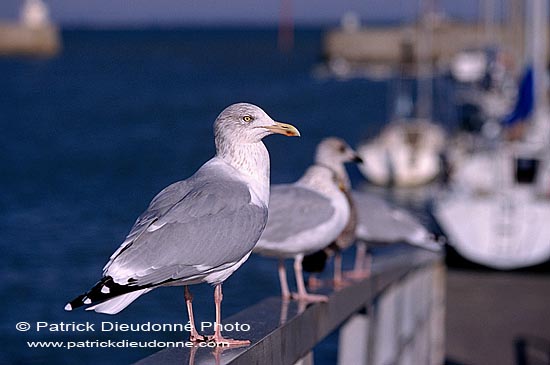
(351, 191, 442, 275)
(302, 138, 441, 281)
(301, 138, 362, 286)
(65, 103, 300, 346)
(254, 139, 354, 302)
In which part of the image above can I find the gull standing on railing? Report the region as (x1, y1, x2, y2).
(301, 138, 362, 286)
(254, 138, 356, 302)
(65, 103, 300, 346)
(351, 191, 443, 276)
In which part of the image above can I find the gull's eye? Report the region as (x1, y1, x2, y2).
(242, 115, 253, 123)
(338, 145, 346, 153)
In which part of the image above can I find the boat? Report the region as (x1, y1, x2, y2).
(450, 47, 519, 145)
(434, 0, 550, 270)
(450, 50, 488, 84)
(357, 8, 447, 189)
(450, 0, 523, 139)
(0, 0, 61, 57)
(357, 119, 446, 187)
(436, 145, 550, 270)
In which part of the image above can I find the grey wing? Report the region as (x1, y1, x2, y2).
(259, 184, 335, 243)
(104, 171, 267, 286)
(353, 191, 400, 241)
(353, 191, 429, 243)
(115, 180, 193, 250)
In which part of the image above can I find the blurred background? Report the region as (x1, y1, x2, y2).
(1, 1, 550, 364)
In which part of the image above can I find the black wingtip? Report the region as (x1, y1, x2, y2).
(65, 276, 142, 312)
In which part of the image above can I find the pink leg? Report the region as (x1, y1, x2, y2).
(354, 242, 366, 272)
(184, 286, 205, 342)
(308, 274, 323, 290)
(363, 252, 372, 278)
(292, 254, 328, 302)
(345, 242, 371, 279)
(208, 284, 251, 346)
(332, 252, 348, 288)
(278, 259, 291, 300)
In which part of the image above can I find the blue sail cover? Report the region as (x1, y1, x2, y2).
(502, 67, 534, 126)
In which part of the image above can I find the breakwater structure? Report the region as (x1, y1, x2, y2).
(0, 0, 61, 57)
(135, 248, 445, 365)
(319, 7, 526, 79)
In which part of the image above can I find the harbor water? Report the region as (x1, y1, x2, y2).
(0, 28, 397, 365)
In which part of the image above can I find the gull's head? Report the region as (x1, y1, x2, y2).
(214, 103, 300, 148)
(315, 137, 362, 168)
(298, 165, 341, 194)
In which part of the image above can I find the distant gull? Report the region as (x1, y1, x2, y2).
(351, 191, 442, 275)
(65, 103, 300, 346)
(301, 138, 362, 286)
(254, 139, 354, 302)
(302, 138, 441, 281)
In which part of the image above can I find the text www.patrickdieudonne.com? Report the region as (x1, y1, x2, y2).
(27, 339, 226, 349)
(17, 321, 252, 350)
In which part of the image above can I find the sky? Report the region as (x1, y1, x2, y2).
(0, 0, 484, 27)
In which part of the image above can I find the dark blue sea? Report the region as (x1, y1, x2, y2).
(0, 28, 451, 365)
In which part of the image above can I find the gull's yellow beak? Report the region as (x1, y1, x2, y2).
(264, 122, 301, 137)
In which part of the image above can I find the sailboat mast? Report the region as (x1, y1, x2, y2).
(415, 0, 435, 120)
(532, 0, 549, 122)
(278, 0, 294, 52)
(483, 0, 497, 46)
(527, 0, 549, 147)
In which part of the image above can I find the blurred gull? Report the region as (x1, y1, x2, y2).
(65, 103, 300, 346)
(301, 138, 362, 286)
(351, 191, 442, 275)
(302, 138, 441, 281)
(254, 139, 354, 302)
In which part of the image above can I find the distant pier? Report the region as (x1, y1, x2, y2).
(0, 0, 61, 57)
(322, 20, 525, 77)
(0, 23, 60, 57)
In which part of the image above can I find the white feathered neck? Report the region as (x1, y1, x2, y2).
(216, 141, 271, 207)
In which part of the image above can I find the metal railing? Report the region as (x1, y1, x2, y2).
(135, 248, 445, 365)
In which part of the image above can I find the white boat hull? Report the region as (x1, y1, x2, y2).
(435, 190, 550, 270)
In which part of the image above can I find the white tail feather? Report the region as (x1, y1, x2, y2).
(86, 288, 152, 314)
